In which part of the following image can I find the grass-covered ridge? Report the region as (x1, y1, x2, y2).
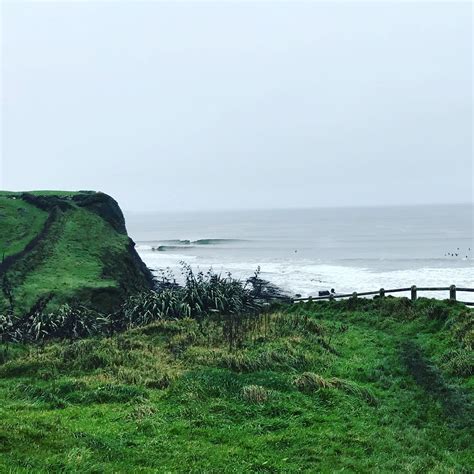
(0, 191, 153, 314)
(0, 298, 472, 472)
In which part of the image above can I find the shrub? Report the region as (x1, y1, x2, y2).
(0, 304, 108, 343)
(122, 264, 262, 329)
(0, 265, 263, 343)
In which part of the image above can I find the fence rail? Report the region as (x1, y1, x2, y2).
(293, 285, 474, 306)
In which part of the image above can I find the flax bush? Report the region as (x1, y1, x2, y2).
(0, 265, 263, 343)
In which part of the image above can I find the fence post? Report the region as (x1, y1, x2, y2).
(411, 285, 417, 301)
(449, 285, 456, 301)
(379, 288, 385, 298)
(308, 296, 313, 303)
(352, 292, 358, 299)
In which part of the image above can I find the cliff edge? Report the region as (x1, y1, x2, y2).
(0, 190, 154, 314)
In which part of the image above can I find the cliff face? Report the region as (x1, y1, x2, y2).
(0, 191, 154, 314)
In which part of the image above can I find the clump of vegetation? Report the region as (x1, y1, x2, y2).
(241, 384, 273, 403)
(425, 302, 450, 321)
(121, 264, 263, 344)
(0, 302, 107, 343)
(440, 309, 474, 377)
(441, 349, 473, 377)
(293, 372, 377, 405)
(293, 371, 333, 391)
(452, 310, 474, 349)
(0, 265, 265, 344)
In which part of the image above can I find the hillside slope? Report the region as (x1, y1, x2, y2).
(0, 191, 154, 314)
(0, 298, 472, 471)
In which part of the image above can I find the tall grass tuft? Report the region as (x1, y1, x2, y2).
(241, 385, 272, 404)
(441, 349, 473, 377)
(293, 372, 377, 405)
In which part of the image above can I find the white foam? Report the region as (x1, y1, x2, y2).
(138, 249, 474, 301)
(135, 244, 154, 251)
(139, 250, 198, 265)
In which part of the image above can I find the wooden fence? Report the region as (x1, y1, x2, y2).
(293, 285, 474, 306)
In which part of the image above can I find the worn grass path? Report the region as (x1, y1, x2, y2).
(327, 305, 472, 423)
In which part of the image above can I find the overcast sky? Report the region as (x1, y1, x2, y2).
(1, 1, 472, 212)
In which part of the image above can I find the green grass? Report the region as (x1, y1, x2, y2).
(15, 208, 128, 311)
(0, 194, 48, 257)
(0, 299, 472, 472)
(0, 190, 92, 198)
(0, 191, 152, 314)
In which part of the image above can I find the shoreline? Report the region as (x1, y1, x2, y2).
(137, 248, 474, 301)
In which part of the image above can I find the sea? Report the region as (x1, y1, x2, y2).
(126, 204, 473, 301)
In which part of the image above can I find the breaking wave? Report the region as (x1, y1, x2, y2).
(137, 249, 474, 301)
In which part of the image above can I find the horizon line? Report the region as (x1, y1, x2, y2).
(124, 201, 474, 215)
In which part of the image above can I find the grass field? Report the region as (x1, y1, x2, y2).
(0, 298, 472, 472)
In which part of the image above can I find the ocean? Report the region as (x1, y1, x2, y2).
(126, 204, 473, 300)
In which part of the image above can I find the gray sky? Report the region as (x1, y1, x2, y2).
(1, 1, 472, 212)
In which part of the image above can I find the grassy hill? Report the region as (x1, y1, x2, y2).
(0, 193, 472, 471)
(0, 298, 472, 472)
(0, 191, 154, 314)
